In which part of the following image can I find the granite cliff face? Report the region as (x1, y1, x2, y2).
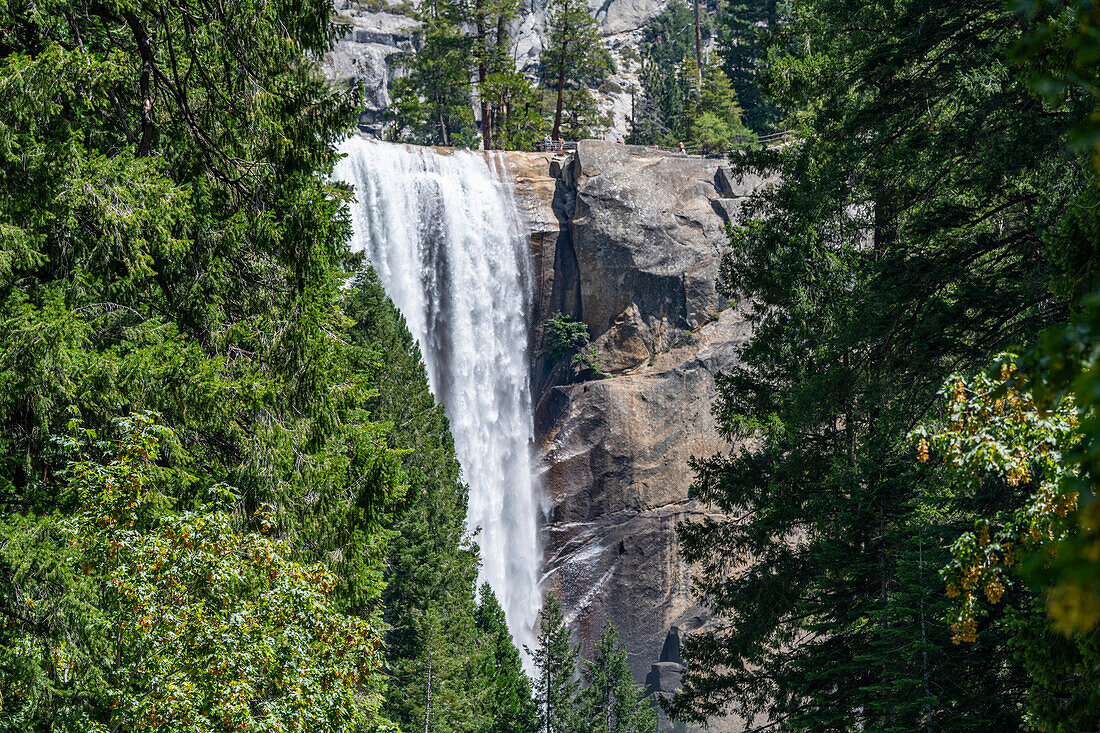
(504, 141, 774, 730)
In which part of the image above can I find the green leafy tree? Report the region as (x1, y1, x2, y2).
(1011, 0, 1100, 174)
(667, 0, 1096, 729)
(718, 0, 784, 132)
(0, 414, 389, 732)
(0, 0, 406, 621)
(541, 0, 610, 139)
(672, 52, 750, 151)
(575, 621, 658, 733)
(912, 351, 1100, 731)
(543, 313, 602, 381)
(389, 10, 478, 147)
(476, 583, 540, 733)
(526, 594, 579, 733)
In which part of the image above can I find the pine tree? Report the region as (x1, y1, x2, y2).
(527, 594, 579, 733)
(541, 0, 609, 139)
(667, 0, 1095, 729)
(389, 0, 477, 147)
(636, 0, 703, 141)
(476, 583, 540, 733)
(575, 621, 658, 733)
(718, 0, 783, 132)
(479, 0, 546, 150)
(343, 270, 490, 731)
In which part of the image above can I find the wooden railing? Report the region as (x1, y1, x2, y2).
(534, 130, 795, 156)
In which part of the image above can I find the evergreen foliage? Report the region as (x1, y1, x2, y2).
(575, 622, 658, 733)
(541, 0, 610, 140)
(527, 594, 580, 733)
(0, 0, 537, 729)
(543, 312, 602, 381)
(633, 0, 709, 143)
(476, 583, 540, 733)
(343, 270, 489, 731)
(634, 5, 748, 149)
(389, 6, 479, 147)
(387, 0, 544, 148)
(717, 0, 784, 132)
(668, 0, 1098, 730)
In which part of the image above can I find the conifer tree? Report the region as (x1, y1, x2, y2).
(478, 0, 546, 150)
(542, 0, 609, 139)
(476, 583, 540, 733)
(575, 621, 658, 733)
(389, 0, 477, 146)
(527, 594, 579, 733)
(667, 0, 1095, 729)
(343, 271, 489, 730)
(718, 0, 783, 131)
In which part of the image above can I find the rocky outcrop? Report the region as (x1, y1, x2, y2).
(326, 2, 421, 136)
(504, 140, 775, 732)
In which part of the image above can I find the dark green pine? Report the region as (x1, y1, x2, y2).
(528, 594, 581, 733)
(476, 583, 541, 733)
(343, 269, 492, 731)
(670, 0, 1096, 730)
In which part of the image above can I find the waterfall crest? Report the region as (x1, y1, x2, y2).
(335, 137, 541, 653)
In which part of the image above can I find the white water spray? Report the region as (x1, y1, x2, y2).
(335, 137, 541, 654)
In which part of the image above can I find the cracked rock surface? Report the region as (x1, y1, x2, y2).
(505, 141, 776, 732)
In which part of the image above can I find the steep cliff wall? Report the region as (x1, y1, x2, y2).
(505, 141, 775, 730)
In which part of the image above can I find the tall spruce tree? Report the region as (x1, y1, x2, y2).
(541, 0, 609, 139)
(343, 270, 490, 731)
(476, 583, 540, 733)
(575, 621, 658, 733)
(668, 0, 1095, 730)
(527, 594, 579, 733)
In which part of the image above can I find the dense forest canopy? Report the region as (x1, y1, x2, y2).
(669, 0, 1100, 731)
(0, 0, 657, 731)
(3, 0, 1100, 730)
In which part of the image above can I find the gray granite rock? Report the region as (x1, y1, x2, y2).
(504, 143, 777, 732)
(326, 3, 421, 136)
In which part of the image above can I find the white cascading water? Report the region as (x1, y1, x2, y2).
(334, 137, 541, 654)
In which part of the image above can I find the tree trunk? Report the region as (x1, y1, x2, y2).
(477, 7, 491, 149)
(424, 655, 433, 733)
(122, 12, 156, 155)
(553, 39, 567, 140)
(692, 0, 703, 96)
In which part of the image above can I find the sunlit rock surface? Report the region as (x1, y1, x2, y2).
(505, 140, 775, 732)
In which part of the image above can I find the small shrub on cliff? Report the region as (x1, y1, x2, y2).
(543, 313, 603, 381)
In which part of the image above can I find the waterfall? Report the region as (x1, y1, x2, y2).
(334, 137, 541, 654)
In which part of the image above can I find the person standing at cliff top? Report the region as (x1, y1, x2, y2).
(679, 141, 686, 154)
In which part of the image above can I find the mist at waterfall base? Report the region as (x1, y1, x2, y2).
(335, 137, 542, 657)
